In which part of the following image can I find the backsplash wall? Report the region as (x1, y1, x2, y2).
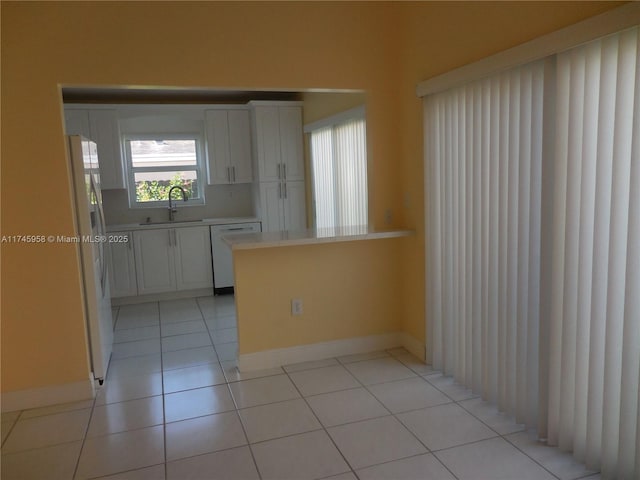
(102, 183, 254, 226)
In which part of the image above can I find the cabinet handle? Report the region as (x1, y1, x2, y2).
(227, 166, 231, 183)
(283, 182, 287, 199)
(232, 166, 236, 183)
(283, 164, 286, 180)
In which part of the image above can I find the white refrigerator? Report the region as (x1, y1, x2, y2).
(67, 135, 113, 383)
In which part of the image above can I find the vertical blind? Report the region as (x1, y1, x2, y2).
(425, 26, 639, 479)
(426, 60, 544, 425)
(310, 117, 368, 229)
(546, 28, 639, 477)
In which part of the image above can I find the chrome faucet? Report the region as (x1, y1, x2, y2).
(168, 185, 188, 221)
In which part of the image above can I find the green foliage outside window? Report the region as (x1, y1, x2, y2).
(136, 173, 195, 202)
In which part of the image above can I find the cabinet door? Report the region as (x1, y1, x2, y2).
(108, 232, 137, 298)
(174, 226, 213, 290)
(253, 106, 282, 182)
(282, 181, 307, 231)
(205, 110, 231, 185)
(89, 110, 126, 190)
(279, 107, 304, 181)
(64, 109, 91, 137)
(133, 229, 176, 294)
(65, 109, 125, 190)
(259, 181, 285, 232)
(228, 110, 253, 183)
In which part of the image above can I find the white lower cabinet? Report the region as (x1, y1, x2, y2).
(174, 226, 215, 290)
(133, 226, 212, 295)
(108, 232, 137, 298)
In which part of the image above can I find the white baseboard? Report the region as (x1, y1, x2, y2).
(238, 332, 426, 372)
(1, 377, 95, 413)
(400, 332, 426, 361)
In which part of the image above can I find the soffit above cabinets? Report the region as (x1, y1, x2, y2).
(62, 86, 302, 105)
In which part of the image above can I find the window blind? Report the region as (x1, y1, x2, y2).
(309, 116, 367, 229)
(424, 26, 639, 479)
(426, 60, 544, 425)
(546, 27, 639, 477)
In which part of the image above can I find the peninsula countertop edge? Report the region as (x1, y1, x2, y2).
(222, 226, 414, 250)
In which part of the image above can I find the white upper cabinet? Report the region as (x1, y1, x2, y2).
(252, 104, 304, 183)
(227, 110, 253, 183)
(64, 108, 126, 190)
(206, 110, 230, 184)
(205, 109, 253, 185)
(278, 106, 304, 181)
(253, 106, 282, 182)
(64, 109, 91, 138)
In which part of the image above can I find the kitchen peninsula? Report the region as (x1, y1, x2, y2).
(224, 227, 418, 371)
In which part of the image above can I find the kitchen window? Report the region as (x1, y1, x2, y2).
(124, 135, 205, 208)
(306, 106, 368, 229)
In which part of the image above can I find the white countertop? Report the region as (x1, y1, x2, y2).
(222, 226, 413, 250)
(106, 217, 260, 232)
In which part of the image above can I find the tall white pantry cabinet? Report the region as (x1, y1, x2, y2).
(251, 102, 307, 232)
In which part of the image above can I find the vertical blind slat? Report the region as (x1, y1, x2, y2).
(585, 34, 619, 469)
(601, 28, 637, 478)
(559, 47, 586, 452)
(617, 29, 640, 477)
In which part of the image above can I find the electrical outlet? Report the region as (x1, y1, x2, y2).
(291, 299, 303, 316)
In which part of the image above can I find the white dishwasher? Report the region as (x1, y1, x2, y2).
(210, 222, 261, 294)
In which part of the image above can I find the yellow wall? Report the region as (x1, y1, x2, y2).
(394, 1, 622, 346)
(234, 239, 402, 354)
(1, 1, 618, 395)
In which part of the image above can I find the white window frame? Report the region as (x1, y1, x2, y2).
(124, 133, 206, 209)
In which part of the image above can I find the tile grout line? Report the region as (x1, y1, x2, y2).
(281, 366, 358, 479)
(350, 354, 460, 480)
(71, 305, 120, 480)
(276, 352, 457, 479)
(155, 301, 170, 480)
(422, 373, 584, 480)
(197, 294, 264, 480)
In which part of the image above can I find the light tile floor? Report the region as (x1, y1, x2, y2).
(1, 296, 602, 480)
